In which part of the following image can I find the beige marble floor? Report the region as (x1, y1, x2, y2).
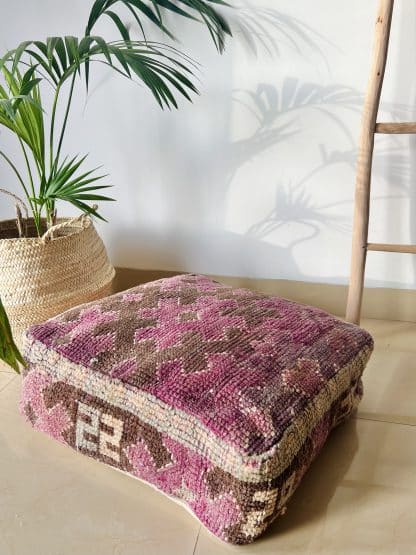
(0, 319, 415, 555)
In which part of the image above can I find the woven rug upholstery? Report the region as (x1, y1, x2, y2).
(21, 274, 373, 544)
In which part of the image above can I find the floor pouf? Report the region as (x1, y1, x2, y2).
(20, 274, 373, 545)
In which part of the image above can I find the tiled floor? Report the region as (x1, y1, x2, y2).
(0, 319, 415, 555)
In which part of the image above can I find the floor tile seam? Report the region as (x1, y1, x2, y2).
(192, 526, 201, 555)
(0, 375, 17, 394)
(355, 413, 416, 428)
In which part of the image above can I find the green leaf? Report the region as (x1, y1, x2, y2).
(45, 37, 63, 78)
(64, 36, 81, 74)
(0, 297, 25, 373)
(0, 65, 45, 167)
(86, 0, 110, 34)
(54, 37, 68, 72)
(11, 41, 32, 74)
(65, 193, 114, 201)
(38, 155, 113, 221)
(104, 10, 132, 42)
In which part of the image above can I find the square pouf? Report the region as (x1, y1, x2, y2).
(21, 274, 373, 545)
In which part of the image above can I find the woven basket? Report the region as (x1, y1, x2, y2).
(0, 196, 115, 344)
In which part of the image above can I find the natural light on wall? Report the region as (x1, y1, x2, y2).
(224, 0, 416, 287)
(0, 0, 415, 289)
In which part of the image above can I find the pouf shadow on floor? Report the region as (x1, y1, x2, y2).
(263, 417, 359, 542)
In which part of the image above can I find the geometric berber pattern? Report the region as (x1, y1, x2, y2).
(20, 274, 374, 544)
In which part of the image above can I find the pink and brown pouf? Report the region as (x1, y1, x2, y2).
(20, 274, 373, 544)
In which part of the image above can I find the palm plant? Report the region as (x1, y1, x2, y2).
(0, 1, 231, 371)
(0, 0, 231, 235)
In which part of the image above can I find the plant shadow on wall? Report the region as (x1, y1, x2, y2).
(110, 5, 357, 272)
(229, 0, 332, 64)
(109, 3, 413, 282)
(221, 6, 413, 282)
(226, 80, 362, 280)
(229, 4, 414, 284)
(246, 137, 411, 283)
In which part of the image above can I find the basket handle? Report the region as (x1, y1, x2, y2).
(41, 206, 97, 243)
(0, 188, 29, 238)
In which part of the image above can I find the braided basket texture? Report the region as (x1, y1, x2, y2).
(0, 215, 115, 344)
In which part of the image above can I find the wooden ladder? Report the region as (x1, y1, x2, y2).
(346, 0, 415, 324)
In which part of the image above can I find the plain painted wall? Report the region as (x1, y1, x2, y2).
(1, 0, 416, 289)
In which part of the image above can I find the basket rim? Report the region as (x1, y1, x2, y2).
(0, 215, 93, 244)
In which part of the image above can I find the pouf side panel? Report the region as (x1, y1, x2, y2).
(22, 335, 372, 483)
(20, 363, 362, 545)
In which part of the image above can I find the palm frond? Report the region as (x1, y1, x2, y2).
(86, 0, 231, 53)
(3, 38, 199, 108)
(35, 154, 114, 221)
(0, 65, 45, 169)
(0, 1, 232, 232)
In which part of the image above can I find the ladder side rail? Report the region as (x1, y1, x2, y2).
(346, 0, 395, 324)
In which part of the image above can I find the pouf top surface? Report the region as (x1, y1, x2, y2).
(26, 274, 373, 459)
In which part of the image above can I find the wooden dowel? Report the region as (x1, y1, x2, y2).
(367, 243, 416, 254)
(346, 0, 395, 325)
(376, 122, 416, 133)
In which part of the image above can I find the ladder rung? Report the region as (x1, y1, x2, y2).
(375, 122, 416, 134)
(367, 243, 416, 254)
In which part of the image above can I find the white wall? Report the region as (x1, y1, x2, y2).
(1, 0, 416, 289)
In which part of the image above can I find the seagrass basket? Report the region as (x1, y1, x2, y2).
(0, 208, 115, 345)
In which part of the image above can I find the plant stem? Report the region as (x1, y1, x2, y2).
(17, 137, 41, 231)
(49, 82, 61, 174)
(47, 73, 76, 225)
(55, 72, 77, 166)
(0, 149, 36, 216)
